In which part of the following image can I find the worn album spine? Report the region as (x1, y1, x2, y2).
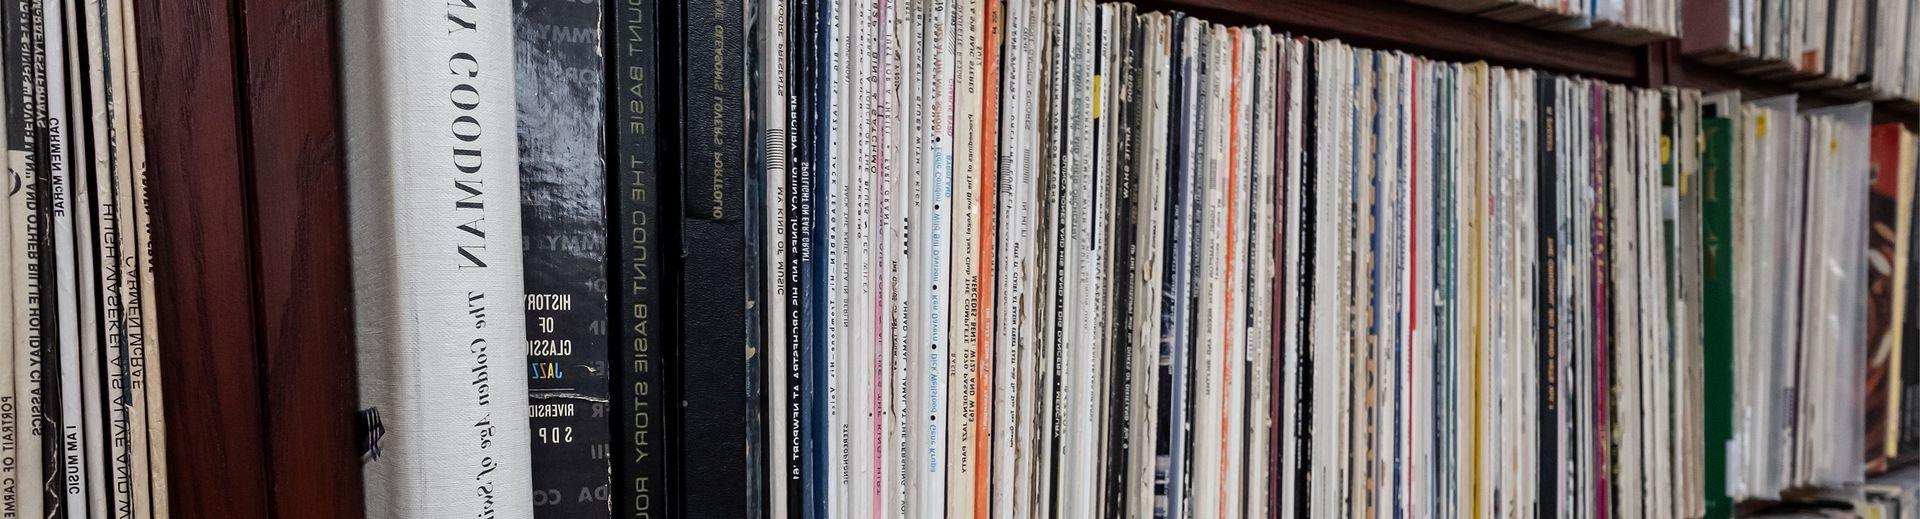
(115, 1, 165, 512)
(512, 0, 612, 515)
(607, 0, 672, 514)
(675, 0, 750, 514)
(759, 0, 792, 511)
(1105, 9, 1128, 519)
(4, 0, 45, 514)
(943, 0, 982, 508)
(0, 22, 14, 515)
(72, 0, 119, 512)
(1534, 74, 1559, 519)
(804, 0, 830, 510)
(79, 0, 138, 512)
(102, 0, 150, 510)
(881, 0, 914, 515)
(0, 68, 11, 519)
(1902, 129, 1920, 467)
(914, 0, 953, 510)
(39, 0, 85, 509)
(785, 0, 817, 512)
(339, 0, 534, 517)
(971, 1, 1001, 513)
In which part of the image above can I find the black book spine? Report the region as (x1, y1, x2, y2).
(676, 0, 750, 515)
(782, 0, 813, 512)
(608, 0, 672, 514)
(1534, 75, 1558, 519)
(516, 1, 614, 515)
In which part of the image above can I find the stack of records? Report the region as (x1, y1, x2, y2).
(332, 0, 1916, 517)
(1407, 0, 1679, 44)
(1685, 0, 1920, 101)
(1, 0, 169, 516)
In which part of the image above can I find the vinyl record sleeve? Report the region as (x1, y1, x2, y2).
(511, 0, 613, 515)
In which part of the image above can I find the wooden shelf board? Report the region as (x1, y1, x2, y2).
(1129, 0, 1646, 83)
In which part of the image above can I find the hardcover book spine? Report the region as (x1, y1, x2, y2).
(513, 0, 612, 515)
(339, 0, 535, 517)
(676, 0, 750, 514)
(608, 0, 673, 514)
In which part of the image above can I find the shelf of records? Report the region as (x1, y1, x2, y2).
(336, 0, 1920, 516)
(1408, 0, 1680, 44)
(1684, 0, 1920, 106)
(0, 0, 170, 515)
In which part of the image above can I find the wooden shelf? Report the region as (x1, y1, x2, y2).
(1135, 0, 1648, 83)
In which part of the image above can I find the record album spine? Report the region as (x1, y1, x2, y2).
(787, 0, 819, 513)
(759, 0, 794, 512)
(514, 0, 613, 514)
(2, 0, 41, 514)
(782, 0, 815, 507)
(41, 0, 86, 509)
(115, 3, 164, 512)
(79, 0, 135, 511)
(608, 0, 672, 514)
(1535, 74, 1560, 519)
(339, 0, 535, 516)
(675, 0, 751, 514)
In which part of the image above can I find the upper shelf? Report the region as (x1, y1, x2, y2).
(1129, 0, 1916, 125)
(1131, 0, 1647, 83)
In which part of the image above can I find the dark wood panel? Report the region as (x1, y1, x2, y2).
(132, 0, 272, 517)
(234, 0, 364, 515)
(1132, 0, 1646, 82)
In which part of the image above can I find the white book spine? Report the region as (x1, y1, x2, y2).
(340, 1, 532, 517)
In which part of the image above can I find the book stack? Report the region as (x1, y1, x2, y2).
(0, 0, 169, 516)
(1409, 0, 1680, 43)
(1685, 0, 1920, 101)
(333, 0, 1917, 518)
